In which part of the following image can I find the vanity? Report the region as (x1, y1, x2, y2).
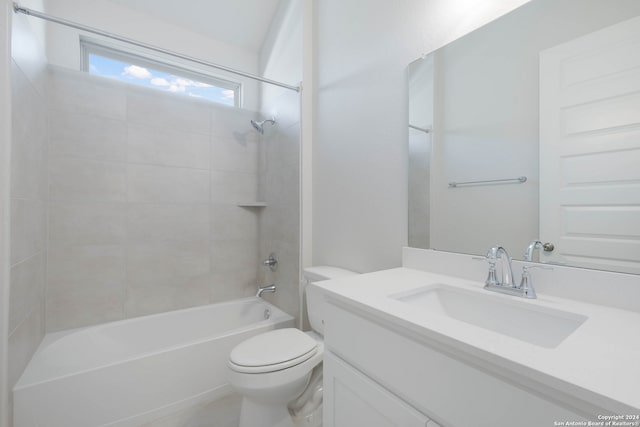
(314, 248, 640, 427)
(315, 1, 640, 424)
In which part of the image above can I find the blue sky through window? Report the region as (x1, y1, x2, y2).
(88, 54, 236, 106)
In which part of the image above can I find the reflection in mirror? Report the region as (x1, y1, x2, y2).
(408, 55, 433, 249)
(407, 0, 640, 274)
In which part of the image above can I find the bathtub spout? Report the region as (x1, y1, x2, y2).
(256, 284, 276, 298)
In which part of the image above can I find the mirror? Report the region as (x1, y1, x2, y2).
(408, 0, 640, 274)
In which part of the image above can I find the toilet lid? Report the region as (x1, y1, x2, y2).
(229, 328, 318, 374)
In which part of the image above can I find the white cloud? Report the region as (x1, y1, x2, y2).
(169, 84, 186, 92)
(193, 81, 213, 88)
(150, 78, 170, 86)
(175, 78, 193, 87)
(123, 65, 152, 79)
(222, 90, 235, 99)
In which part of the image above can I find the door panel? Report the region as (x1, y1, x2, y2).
(539, 16, 640, 273)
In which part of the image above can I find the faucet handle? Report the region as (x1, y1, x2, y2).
(484, 254, 500, 287)
(518, 265, 553, 298)
(263, 253, 278, 271)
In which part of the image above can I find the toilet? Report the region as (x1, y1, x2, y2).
(227, 266, 358, 427)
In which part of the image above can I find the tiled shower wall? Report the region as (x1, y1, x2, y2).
(257, 89, 300, 322)
(46, 67, 263, 331)
(8, 59, 47, 412)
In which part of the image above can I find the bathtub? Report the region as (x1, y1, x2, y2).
(13, 297, 294, 427)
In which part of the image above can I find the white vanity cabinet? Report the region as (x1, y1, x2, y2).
(324, 352, 431, 427)
(323, 300, 590, 427)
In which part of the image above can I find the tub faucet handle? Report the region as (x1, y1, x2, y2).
(256, 284, 276, 298)
(263, 253, 278, 271)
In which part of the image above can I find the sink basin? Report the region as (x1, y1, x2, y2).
(390, 284, 587, 348)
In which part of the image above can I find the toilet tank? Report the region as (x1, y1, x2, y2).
(304, 266, 358, 335)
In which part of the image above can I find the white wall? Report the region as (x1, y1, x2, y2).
(312, 0, 531, 273)
(43, 0, 262, 110)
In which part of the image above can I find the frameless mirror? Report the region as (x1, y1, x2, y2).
(408, 0, 640, 274)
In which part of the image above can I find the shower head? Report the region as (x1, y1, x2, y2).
(250, 118, 276, 134)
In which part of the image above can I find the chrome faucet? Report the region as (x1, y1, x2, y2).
(256, 284, 276, 298)
(484, 245, 537, 299)
(486, 246, 515, 288)
(523, 240, 543, 262)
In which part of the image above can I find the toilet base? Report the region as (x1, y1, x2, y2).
(238, 397, 295, 427)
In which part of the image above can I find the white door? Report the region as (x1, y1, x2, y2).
(539, 16, 640, 274)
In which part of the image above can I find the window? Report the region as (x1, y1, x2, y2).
(81, 40, 241, 107)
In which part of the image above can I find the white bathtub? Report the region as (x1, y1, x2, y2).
(13, 297, 294, 427)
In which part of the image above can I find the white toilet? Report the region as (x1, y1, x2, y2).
(227, 266, 358, 427)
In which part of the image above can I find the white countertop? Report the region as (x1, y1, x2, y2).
(314, 267, 640, 414)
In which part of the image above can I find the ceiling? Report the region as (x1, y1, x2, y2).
(105, 0, 283, 52)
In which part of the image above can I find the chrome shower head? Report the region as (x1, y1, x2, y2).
(250, 118, 276, 134)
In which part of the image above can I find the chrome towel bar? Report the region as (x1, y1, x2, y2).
(448, 176, 527, 188)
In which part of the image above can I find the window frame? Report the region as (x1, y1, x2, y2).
(80, 39, 242, 107)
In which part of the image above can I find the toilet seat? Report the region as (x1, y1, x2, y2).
(229, 328, 318, 374)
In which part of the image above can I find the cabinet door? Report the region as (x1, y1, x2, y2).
(324, 352, 429, 427)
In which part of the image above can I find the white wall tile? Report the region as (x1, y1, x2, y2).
(209, 271, 256, 302)
(125, 273, 211, 318)
(9, 50, 48, 409)
(48, 67, 126, 120)
(211, 135, 258, 173)
(127, 203, 209, 244)
(46, 244, 126, 331)
(47, 244, 126, 293)
(11, 61, 47, 200)
(127, 122, 210, 170)
(40, 66, 289, 331)
(210, 170, 257, 203)
(9, 253, 45, 334)
(10, 199, 46, 266)
(210, 240, 258, 274)
(7, 305, 44, 389)
(46, 284, 124, 332)
(210, 204, 259, 241)
(126, 241, 210, 285)
(125, 241, 210, 316)
(49, 157, 127, 202)
(126, 86, 211, 135)
(48, 201, 126, 247)
(210, 105, 260, 140)
(49, 110, 127, 162)
(127, 164, 209, 204)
